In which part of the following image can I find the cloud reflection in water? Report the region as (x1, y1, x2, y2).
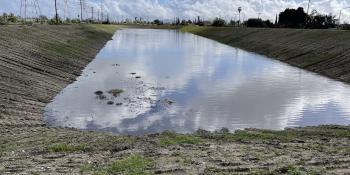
(45, 29, 350, 135)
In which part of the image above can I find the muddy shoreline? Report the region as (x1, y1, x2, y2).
(0, 24, 349, 174)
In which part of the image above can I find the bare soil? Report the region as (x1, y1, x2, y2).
(0, 24, 349, 175)
(182, 26, 350, 84)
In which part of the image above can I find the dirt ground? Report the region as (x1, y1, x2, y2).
(182, 26, 350, 84)
(0, 24, 349, 175)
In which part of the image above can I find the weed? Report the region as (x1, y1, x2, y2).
(80, 154, 154, 175)
(159, 131, 203, 147)
(107, 89, 124, 97)
(48, 143, 91, 153)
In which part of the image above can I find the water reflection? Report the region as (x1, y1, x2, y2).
(44, 29, 350, 135)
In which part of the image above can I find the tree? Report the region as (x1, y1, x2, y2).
(247, 18, 274, 28)
(195, 16, 204, 26)
(7, 13, 18, 23)
(278, 7, 308, 28)
(0, 16, 5, 25)
(153, 19, 163, 25)
(307, 10, 336, 29)
(212, 17, 226, 26)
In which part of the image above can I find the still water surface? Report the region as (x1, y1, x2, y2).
(44, 29, 350, 135)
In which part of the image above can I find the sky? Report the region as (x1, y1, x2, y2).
(0, 0, 350, 22)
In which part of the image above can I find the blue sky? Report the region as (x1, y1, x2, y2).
(0, 0, 349, 22)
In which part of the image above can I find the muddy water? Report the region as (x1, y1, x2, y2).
(44, 28, 350, 135)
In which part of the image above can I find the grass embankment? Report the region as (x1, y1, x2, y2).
(0, 24, 349, 174)
(182, 26, 350, 83)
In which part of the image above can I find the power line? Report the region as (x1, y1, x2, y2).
(20, 0, 40, 22)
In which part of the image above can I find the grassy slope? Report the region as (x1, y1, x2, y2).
(181, 26, 350, 83)
(0, 24, 349, 174)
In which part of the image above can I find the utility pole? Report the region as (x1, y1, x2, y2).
(20, 0, 41, 22)
(20, 0, 23, 21)
(80, 0, 83, 21)
(24, 0, 27, 21)
(101, 1, 103, 22)
(98, 9, 100, 22)
(306, 0, 311, 15)
(64, 0, 68, 20)
(91, 7, 94, 20)
(258, 0, 263, 19)
(238, 7, 242, 26)
(33, 0, 40, 18)
(54, 0, 58, 23)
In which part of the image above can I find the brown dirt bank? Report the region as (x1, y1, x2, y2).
(181, 26, 350, 84)
(0, 24, 118, 128)
(0, 24, 349, 174)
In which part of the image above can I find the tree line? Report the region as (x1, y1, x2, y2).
(1, 6, 349, 30)
(154, 7, 346, 30)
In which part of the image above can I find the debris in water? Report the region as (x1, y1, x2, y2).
(107, 89, 124, 97)
(151, 87, 166, 91)
(97, 95, 107, 100)
(107, 101, 114, 105)
(164, 99, 175, 105)
(94, 91, 103, 96)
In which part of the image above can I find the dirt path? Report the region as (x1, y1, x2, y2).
(0, 24, 349, 174)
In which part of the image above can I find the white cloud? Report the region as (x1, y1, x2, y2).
(0, 0, 349, 22)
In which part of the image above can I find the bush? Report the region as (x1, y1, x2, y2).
(247, 18, 275, 28)
(212, 17, 226, 27)
(306, 14, 336, 29)
(0, 16, 6, 25)
(153, 19, 163, 25)
(7, 14, 17, 23)
(341, 24, 350, 30)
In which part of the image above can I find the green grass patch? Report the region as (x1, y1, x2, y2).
(180, 25, 206, 34)
(84, 24, 119, 35)
(48, 143, 91, 153)
(159, 131, 203, 147)
(225, 130, 298, 142)
(80, 154, 154, 175)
